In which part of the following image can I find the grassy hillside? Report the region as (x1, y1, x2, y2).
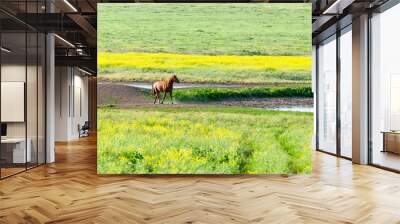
(98, 3, 311, 56)
(98, 107, 313, 174)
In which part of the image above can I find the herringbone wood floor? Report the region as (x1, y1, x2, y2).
(1, 135, 400, 224)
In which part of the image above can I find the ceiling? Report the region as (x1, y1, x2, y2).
(312, 0, 391, 43)
(0, 0, 97, 74)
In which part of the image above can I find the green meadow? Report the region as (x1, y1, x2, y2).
(97, 107, 313, 174)
(98, 3, 311, 56)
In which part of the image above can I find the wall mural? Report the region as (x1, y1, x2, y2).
(97, 3, 312, 174)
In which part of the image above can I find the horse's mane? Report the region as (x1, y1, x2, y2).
(162, 76, 174, 83)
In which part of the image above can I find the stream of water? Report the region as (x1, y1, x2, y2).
(267, 106, 313, 113)
(118, 82, 314, 113)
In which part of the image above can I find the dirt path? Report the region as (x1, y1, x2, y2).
(98, 82, 150, 106)
(98, 81, 309, 90)
(98, 82, 313, 112)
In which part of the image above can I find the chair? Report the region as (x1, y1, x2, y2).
(79, 121, 90, 138)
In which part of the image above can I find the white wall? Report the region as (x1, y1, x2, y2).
(1, 64, 30, 136)
(73, 73, 89, 137)
(55, 67, 70, 141)
(1, 65, 26, 141)
(1, 65, 26, 82)
(55, 67, 89, 141)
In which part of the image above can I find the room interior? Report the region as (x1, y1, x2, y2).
(0, 0, 97, 179)
(0, 30, 46, 177)
(369, 5, 400, 171)
(313, 0, 400, 172)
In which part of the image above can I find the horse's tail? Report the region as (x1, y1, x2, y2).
(151, 84, 156, 95)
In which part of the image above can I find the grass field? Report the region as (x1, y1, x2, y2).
(173, 86, 312, 102)
(97, 107, 313, 174)
(98, 4, 311, 56)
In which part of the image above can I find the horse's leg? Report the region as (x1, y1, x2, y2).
(157, 92, 161, 104)
(161, 91, 167, 104)
(154, 92, 159, 104)
(170, 91, 174, 104)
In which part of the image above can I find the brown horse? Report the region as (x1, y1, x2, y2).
(152, 75, 180, 104)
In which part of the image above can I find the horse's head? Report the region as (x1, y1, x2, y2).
(172, 75, 180, 83)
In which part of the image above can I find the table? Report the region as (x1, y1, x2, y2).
(1, 138, 31, 163)
(381, 131, 400, 154)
